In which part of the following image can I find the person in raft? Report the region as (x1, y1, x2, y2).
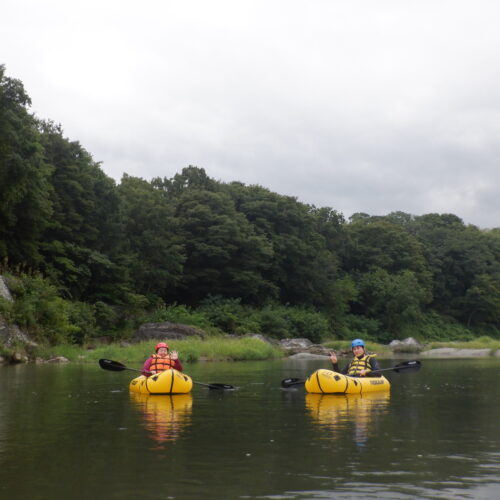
(329, 339, 381, 377)
(142, 342, 183, 376)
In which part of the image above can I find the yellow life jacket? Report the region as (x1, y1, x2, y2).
(149, 354, 176, 373)
(347, 354, 373, 376)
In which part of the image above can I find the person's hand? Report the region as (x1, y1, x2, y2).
(359, 369, 367, 377)
(170, 350, 179, 360)
(329, 351, 337, 363)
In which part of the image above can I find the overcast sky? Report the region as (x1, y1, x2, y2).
(3, 0, 500, 228)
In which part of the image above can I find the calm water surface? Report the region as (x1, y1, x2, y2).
(1, 357, 499, 499)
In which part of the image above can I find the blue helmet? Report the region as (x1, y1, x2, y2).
(351, 338, 365, 348)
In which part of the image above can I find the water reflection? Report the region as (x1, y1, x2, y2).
(305, 392, 390, 447)
(130, 393, 192, 446)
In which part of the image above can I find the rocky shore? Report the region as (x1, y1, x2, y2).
(1, 311, 500, 364)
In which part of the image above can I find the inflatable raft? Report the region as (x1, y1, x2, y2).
(304, 369, 390, 394)
(129, 368, 193, 394)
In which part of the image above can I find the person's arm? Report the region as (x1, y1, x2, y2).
(170, 351, 183, 372)
(329, 351, 347, 373)
(142, 357, 153, 376)
(329, 351, 340, 372)
(366, 357, 381, 377)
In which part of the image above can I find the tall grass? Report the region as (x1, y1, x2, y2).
(427, 336, 500, 351)
(33, 336, 283, 364)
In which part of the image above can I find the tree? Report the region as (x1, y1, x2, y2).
(117, 174, 185, 299)
(224, 182, 341, 307)
(0, 65, 52, 265)
(38, 121, 128, 302)
(170, 188, 276, 304)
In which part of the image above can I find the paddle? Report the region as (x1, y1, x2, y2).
(98, 358, 235, 391)
(280, 360, 421, 388)
(372, 360, 421, 374)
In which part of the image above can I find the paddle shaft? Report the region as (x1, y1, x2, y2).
(371, 360, 421, 374)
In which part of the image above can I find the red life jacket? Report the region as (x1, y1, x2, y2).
(149, 354, 176, 372)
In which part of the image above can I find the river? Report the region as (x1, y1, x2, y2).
(1, 357, 499, 499)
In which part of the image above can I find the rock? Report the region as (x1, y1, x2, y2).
(288, 352, 329, 360)
(389, 337, 423, 353)
(279, 338, 331, 356)
(494, 349, 500, 358)
(420, 348, 491, 358)
(0, 276, 13, 301)
(12, 351, 29, 363)
(47, 356, 70, 363)
(280, 338, 313, 351)
(0, 355, 6, 364)
(307, 344, 331, 355)
(0, 317, 35, 348)
(0, 275, 37, 348)
(132, 322, 206, 342)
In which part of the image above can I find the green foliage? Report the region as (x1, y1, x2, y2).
(337, 314, 384, 342)
(38, 121, 129, 302)
(34, 336, 282, 363)
(248, 305, 330, 343)
(2, 65, 500, 345)
(0, 65, 53, 265)
(117, 174, 184, 298)
(416, 311, 474, 342)
(66, 301, 97, 344)
(140, 300, 331, 343)
(355, 268, 431, 335)
(146, 303, 215, 332)
(198, 296, 249, 333)
(3, 273, 78, 344)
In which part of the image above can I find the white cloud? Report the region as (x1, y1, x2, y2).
(3, 0, 500, 227)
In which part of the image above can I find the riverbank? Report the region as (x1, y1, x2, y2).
(2, 335, 500, 366)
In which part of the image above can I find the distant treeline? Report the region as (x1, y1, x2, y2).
(1, 64, 500, 345)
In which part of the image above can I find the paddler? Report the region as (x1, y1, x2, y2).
(142, 342, 183, 376)
(329, 338, 381, 377)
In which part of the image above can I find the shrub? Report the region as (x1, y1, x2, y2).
(417, 311, 474, 342)
(5, 273, 77, 344)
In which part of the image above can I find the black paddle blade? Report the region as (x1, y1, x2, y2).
(208, 383, 235, 390)
(98, 358, 126, 371)
(281, 378, 306, 388)
(393, 360, 421, 373)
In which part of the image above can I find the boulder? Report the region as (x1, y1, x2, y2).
(12, 351, 29, 363)
(132, 322, 206, 342)
(389, 337, 423, 353)
(0, 276, 13, 302)
(288, 352, 329, 360)
(279, 338, 330, 356)
(46, 356, 70, 363)
(0, 275, 37, 349)
(280, 338, 312, 352)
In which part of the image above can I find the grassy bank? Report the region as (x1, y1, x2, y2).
(425, 336, 500, 351)
(33, 336, 284, 364)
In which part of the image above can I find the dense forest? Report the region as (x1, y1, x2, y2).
(1, 64, 500, 346)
